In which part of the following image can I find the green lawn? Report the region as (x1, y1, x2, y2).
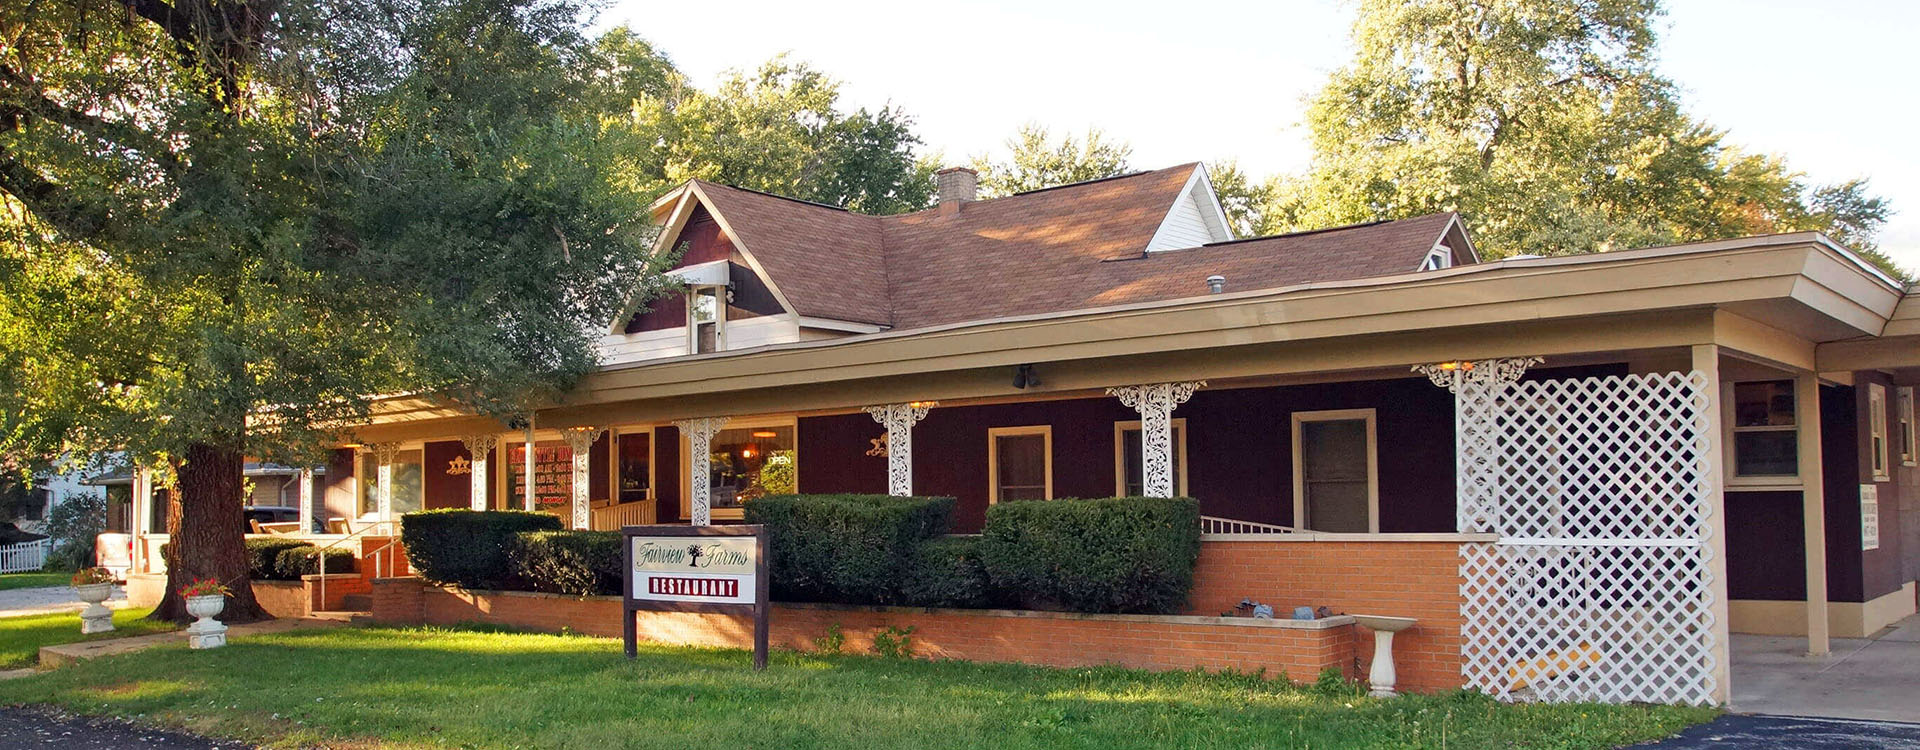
(0, 608, 177, 669)
(0, 625, 1714, 749)
(0, 571, 69, 591)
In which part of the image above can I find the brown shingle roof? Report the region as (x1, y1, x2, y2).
(681, 166, 1463, 331)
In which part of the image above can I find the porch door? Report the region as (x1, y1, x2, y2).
(1456, 371, 1717, 705)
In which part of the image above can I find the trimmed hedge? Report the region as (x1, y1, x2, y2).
(510, 530, 621, 596)
(401, 509, 562, 589)
(901, 535, 990, 608)
(245, 538, 314, 581)
(274, 546, 357, 578)
(745, 494, 955, 604)
(980, 496, 1201, 614)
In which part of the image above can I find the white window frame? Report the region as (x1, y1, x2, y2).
(988, 425, 1053, 504)
(1113, 418, 1188, 497)
(681, 416, 797, 522)
(1725, 379, 1801, 488)
(687, 285, 726, 354)
(1899, 386, 1916, 467)
(356, 441, 427, 521)
(611, 426, 656, 506)
(1869, 383, 1890, 482)
(1290, 409, 1380, 533)
(1419, 244, 1452, 271)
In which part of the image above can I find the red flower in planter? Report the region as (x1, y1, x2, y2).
(177, 577, 232, 598)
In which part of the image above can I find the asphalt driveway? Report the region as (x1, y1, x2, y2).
(0, 585, 127, 618)
(1632, 715, 1920, 749)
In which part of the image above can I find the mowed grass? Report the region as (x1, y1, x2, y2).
(0, 607, 176, 668)
(0, 571, 69, 591)
(0, 624, 1715, 749)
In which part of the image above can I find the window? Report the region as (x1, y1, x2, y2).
(617, 429, 652, 504)
(1730, 380, 1798, 479)
(691, 422, 795, 520)
(357, 448, 423, 518)
(1419, 245, 1452, 271)
(989, 426, 1052, 503)
(1869, 383, 1889, 481)
(504, 440, 572, 512)
(1292, 409, 1377, 533)
(688, 286, 724, 354)
(1900, 387, 1916, 467)
(1114, 419, 1186, 497)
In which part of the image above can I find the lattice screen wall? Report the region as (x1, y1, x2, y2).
(1455, 371, 1719, 705)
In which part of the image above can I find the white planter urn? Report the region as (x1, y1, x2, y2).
(184, 594, 229, 649)
(74, 583, 115, 634)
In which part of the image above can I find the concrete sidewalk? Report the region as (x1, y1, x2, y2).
(0, 585, 130, 618)
(1731, 613, 1920, 723)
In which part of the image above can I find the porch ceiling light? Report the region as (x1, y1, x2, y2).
(906, 401, 939, 409)
(751, 430, 778, 438)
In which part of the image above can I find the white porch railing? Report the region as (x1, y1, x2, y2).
(1199, 516, 1297, 535)
(591, 501, 656, 530)
(0, 539, 50, 573)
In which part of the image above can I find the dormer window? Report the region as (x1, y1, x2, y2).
(1420, 245, 1453, 271)
(689, 285, 724, 354)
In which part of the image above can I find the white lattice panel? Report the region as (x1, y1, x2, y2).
(1454, 371, 1718, 705)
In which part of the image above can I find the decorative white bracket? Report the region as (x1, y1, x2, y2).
(558, 427, 604, 529)
(459, 434, 499, 512)
(367, 442, 402, 521)
(864, 402, 935, 496)
(1107, 381, 1206, 498)
(1412, 357, 1542, 393)
(674, 417, 730, 526)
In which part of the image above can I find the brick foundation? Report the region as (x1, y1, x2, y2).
(1187, 537, 1471, 693)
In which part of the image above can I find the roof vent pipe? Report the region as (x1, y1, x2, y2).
(1206, 275, 1226, 294)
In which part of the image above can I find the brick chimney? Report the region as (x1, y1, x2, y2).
(936, 167, 978, 209)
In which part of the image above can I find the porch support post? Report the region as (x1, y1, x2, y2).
(674, 417, 729, 526)
(1795, 373, 1830, 656)
(522, 422, 536, 511)
(297, 468, 316, 533)
(459, 435, 498, 512)
(1107, 382, 1206, 498)
(131, 467, 152, 573)
(559, 427, 605, 530)
(1691, 344, 1734, 704)
(1415, 358, 1542, 533)
(370, 442, 400, 523)
(864, 403, 934, 496)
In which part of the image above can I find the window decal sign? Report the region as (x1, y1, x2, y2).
(1861, 484, 1880, 551)
(621, 524, 769, 670)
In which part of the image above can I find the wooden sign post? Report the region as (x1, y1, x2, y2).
(621, 524, 770, 670)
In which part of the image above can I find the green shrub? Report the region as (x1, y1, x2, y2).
(401, 509, 562, 589)
(245, 538, 314, 580)
(274, 546, 357, 578)
(745, 493, 955, 604)
(979, 496, 1201, 614)
(510, 530, 622, 596)
(901, 536, 990, 608)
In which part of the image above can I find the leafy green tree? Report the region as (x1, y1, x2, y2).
(43, 493, 107, 570)
(972, 124, 1133, 198)
(0, 0, 648, 621)
(624, 56, 935, 214)
(1208, 160, 1280, 238)
(1277, 0, 1903, 276)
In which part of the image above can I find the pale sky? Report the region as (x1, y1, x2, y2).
(599, 0, 1920, 271)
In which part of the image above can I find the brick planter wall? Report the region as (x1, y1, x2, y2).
(251, 580, 309, 618)
(370, 578, 1357, 683)
(1188, 536, 1475, 693)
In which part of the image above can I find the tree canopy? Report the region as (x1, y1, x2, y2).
(971, 124, 1134, 198)
(1263, 0, 1901, 276)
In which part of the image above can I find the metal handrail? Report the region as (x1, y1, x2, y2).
(314, 518, 400, 613)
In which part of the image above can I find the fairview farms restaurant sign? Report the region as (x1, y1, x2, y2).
(621, 524, 770, 669)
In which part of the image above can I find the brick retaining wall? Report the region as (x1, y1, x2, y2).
(1187, 537, 1470, 693)
(373, 579, 1357, 683)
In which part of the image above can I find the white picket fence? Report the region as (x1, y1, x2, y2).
(0, 539, 50, 574)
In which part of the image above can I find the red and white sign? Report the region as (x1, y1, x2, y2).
(629, 536, 757, 605)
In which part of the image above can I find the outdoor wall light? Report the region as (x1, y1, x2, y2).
(1013, 364, 1041, 389)
(751, 430, 778, 438)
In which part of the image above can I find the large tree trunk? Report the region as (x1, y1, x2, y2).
(149, 442, 270, 624)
